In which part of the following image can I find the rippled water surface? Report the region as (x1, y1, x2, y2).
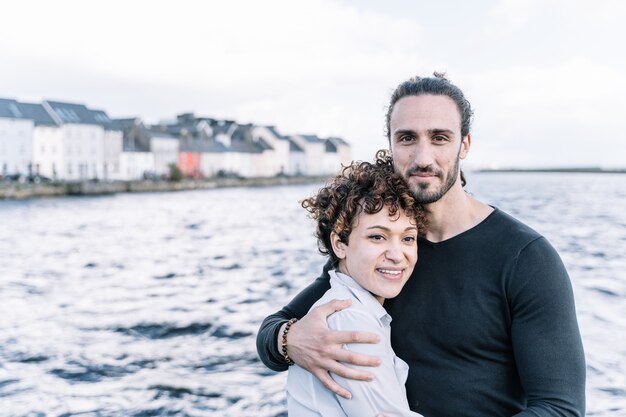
(1, 172, 625, 416)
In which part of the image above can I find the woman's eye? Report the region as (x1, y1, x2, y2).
(403, 236, 417, 243)
(368, 234, 384, 241)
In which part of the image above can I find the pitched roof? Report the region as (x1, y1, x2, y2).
(145, 128, 179, 141)
(266, 125, 289, 140)
(210, 119, 237, 135)
(123, 136, 151, 152)
(176, 112, 216, 124)
(44, 100, 97, 124)
(328, 136, 349, 146)
(110, 118, 143, 130)
(287, 136, 304, 152)
(0, 98, 58, 126)
(43, 100, 118, 129)
(230, 138, 266, 154)
(255, 137, 273, 151)
(15, 102, 58, 126)
(203, 140, 229, 153)
(0, 98, 25, 119)
(301, 134, 325, 144)
(179, 138, 229, 153)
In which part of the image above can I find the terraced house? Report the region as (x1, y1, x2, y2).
(0, 99, 351, 181)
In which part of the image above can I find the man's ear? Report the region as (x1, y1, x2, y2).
(460, 133, 471, 160)
(330, 231, 347, 260)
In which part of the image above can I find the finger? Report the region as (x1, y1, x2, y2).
(314, 369, 352, 400)
(312, 299, 352, 317)
(326, 360, 374, 381)
(332, 349, 381, 367)
(328, 330, 381, 345)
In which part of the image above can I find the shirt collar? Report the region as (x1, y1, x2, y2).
(329, 269, 391, 324)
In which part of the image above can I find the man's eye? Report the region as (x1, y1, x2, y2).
(433, 135, 447, 142)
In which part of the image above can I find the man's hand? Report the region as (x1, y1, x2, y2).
(280, 298, 382, 399)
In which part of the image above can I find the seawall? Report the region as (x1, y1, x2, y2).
(0, 176, 330, 200)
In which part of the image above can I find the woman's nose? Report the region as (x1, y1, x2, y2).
(384, 240, 403, 262)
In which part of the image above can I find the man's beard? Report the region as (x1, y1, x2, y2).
(406, 157, 460, 204)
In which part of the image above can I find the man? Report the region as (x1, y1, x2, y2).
(256, 73, 586, 416)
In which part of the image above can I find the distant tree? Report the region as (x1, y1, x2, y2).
(168, 163, 183, 182)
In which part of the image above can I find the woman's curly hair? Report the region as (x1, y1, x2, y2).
(301, 149, 426, 267)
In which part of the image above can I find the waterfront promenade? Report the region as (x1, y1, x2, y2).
(0, 175, 330, 200)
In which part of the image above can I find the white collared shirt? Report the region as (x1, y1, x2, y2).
(286, 270, 423, 417)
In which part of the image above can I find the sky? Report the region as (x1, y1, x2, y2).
(1, 0, 625, 168)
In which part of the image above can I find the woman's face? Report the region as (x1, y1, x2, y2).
(331, 205, 418, 304)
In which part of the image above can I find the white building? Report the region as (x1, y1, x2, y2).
(93, 110, 123, 180)
(0, 99, 35, 177)
(33, 101, 123, 180)
(322, 137, 352, 175)
(119, 152, 154, 180)
(1, 99, 123, 181)
(147, 131, 179, 176)
(291, 134, 328, 176)
(199, 141, 229, 177)
(113, 118, 178, 179)
(286, 136, 306, 176)
(251, 126, 291, 176)
(193, 119, 270, 178)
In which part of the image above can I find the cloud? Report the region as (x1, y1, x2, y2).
(484, 0, 543, 36)
(0, 0, 433, 162)
(3, 0, 625, 167)
(1, 0, 424, 87)
(467, 58, 626, 167)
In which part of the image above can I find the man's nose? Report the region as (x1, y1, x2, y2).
(414, 140, 434, 168)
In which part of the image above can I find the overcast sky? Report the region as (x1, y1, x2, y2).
(1, 0, 624, 168)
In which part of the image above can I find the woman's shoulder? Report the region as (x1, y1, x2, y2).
(316, 293, 382, 332)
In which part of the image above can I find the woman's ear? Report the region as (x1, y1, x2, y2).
(330, 231, 347, 260)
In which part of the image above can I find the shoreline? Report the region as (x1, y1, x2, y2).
(0, 176, 330, 200)
(3, 168, 624, 200)
(475, 168, 626, 174)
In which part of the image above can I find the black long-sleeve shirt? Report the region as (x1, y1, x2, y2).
(257, 208, 586, 416)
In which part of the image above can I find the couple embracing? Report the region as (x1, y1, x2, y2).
(256, 74, 586, 417)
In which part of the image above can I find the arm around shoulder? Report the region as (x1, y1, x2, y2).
(256, 262, 332, 371)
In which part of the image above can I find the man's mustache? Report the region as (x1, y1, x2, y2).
(406, 166, 442, 177)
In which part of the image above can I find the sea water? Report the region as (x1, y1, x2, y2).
(0, 172, 624, 416)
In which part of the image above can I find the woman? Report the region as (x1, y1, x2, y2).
(285, 150, 425, 417)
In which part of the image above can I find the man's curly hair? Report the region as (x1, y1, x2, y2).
(301, 149, 426, 267)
